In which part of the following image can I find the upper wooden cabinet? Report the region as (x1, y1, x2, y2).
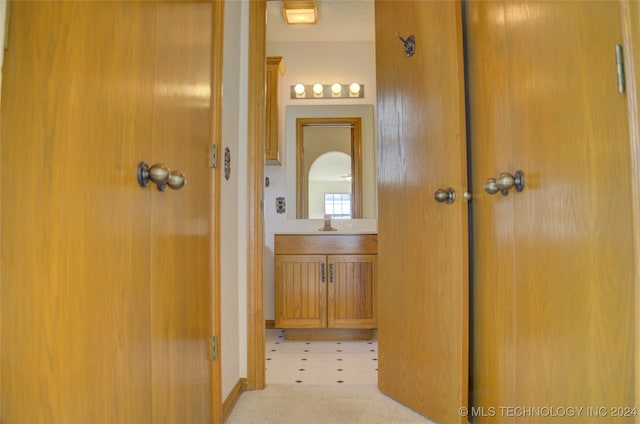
(266, 56, 286, 165)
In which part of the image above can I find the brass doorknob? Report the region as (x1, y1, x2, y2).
(137, 162, 186, 191)
(496, 170, 525, 194)
(484, 178, 499, 195)
(434, 187, 456, 204)
(167, 170, 187, 190)
(484, 170, 524, 196)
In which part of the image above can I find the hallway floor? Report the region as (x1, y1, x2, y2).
(226, 329, 435, 424)
(265, 329, 378, 385)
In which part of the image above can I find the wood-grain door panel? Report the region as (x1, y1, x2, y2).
(1, 2, 218, 422)
(464, 1, 517, 420)
(375, 1, 469, 422)
(467, 0, 637, 419)
(1, 2, 155, 422)
(509, 1, 635, 413)
(149, 3, 213, 422)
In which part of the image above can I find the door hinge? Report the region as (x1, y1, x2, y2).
(616, 44, 626, 94)
(208, 336, 218, 361)
(209, 144, 218, 168)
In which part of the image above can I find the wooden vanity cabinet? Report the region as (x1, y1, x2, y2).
(274, 234, 377, 334)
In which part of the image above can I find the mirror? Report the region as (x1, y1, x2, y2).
(285, 104, 376, 220)
(296, 117, 362, 219)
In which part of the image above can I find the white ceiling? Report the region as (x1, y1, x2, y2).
(267, 0, 375, 43)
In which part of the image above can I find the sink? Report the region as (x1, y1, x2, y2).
(273, 219, 377, 235)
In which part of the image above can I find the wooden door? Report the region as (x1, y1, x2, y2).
(275, 255, 327, 328)
(375, 1, 469, 423)
(1, 3, 154, 421)
(1, 2, 218, 422)
(149, 3, 214, 422)
(465, 1, 517, 419)
(467, 0, 637, 420)
(327, 255, 377, 329)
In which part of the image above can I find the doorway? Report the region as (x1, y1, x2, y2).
(247, 0, 377, 390)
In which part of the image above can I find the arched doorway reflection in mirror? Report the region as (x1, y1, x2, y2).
(296, 117, 362, 219)
(308, 151, 353, 219)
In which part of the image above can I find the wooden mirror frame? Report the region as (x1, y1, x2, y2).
(295, 117, 363, 219)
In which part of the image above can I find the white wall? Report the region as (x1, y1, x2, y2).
(221, 0, 248, 400)
(264, 38, 377, 320)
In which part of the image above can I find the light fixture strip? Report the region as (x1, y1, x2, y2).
(290, 83, 364, 99)
(282, 0, 318, 25)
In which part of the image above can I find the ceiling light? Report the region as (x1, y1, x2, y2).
(290, 83, 365, 100)
(282, 0, 318, 25)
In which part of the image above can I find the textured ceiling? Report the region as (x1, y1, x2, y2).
(267, 0, 375, 43)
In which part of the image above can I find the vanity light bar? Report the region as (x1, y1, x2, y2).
(291, 83, 364, 99)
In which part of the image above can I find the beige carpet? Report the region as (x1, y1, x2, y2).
(226, 384, 436, 424)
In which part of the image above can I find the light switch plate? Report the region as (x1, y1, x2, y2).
(276, 197, 286, 214)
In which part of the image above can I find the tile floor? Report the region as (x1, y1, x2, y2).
(265, 328, 378, 385)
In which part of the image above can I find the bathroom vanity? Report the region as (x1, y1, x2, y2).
(274, 233, 377, 340)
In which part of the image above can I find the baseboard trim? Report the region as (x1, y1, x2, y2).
(265, 320, 275, 329)
(222, 377, 247, 422)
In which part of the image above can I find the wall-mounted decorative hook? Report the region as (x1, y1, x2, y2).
(224, 147, 231, 181)
(396, 32, 415, 57)
(137, 161, 186, 191)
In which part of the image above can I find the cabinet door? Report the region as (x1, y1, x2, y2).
(266, 56, 283, 165)
(327, 255, 377, 329)
(275, 255, 327, 328)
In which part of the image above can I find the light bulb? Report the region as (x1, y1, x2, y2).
(349, 82, 361, 96)
(331, 83, 342, 96)
(312, 83, 323, 96)
(294, 83, 305, 96)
